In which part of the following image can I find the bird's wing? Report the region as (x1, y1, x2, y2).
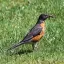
(22, 24, 42, 42)
(8, 24, 42, 50)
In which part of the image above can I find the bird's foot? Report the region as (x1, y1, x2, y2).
(32, 43, 38, 51)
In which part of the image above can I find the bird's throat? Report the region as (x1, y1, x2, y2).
(37, 20, 45, 24)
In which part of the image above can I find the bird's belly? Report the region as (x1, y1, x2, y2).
(32, 31, 45, 42)
(32, 22, 45, 42)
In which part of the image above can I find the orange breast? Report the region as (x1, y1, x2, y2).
(32, 22, 45, 42)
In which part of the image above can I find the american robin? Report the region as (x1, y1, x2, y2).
(8, 14, 53, 50)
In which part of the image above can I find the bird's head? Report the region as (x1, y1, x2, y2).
(37, 14, 54, 23)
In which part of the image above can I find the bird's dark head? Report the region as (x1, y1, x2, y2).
(37, 14, 53, 24)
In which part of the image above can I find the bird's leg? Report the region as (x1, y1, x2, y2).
(32, 43, 38, 50)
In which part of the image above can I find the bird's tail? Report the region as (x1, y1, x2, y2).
(8, 41, 24, 50)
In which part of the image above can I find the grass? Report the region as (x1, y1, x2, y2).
(0, 0, 64, 64)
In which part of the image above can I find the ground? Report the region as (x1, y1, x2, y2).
(0, 0, 64, 64)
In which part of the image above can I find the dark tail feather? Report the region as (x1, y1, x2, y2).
(8, 42, 24, 50)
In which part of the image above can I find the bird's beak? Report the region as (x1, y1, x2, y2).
(48, 15, 54, 18)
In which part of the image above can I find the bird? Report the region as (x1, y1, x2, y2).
(8, 14, 53, 50)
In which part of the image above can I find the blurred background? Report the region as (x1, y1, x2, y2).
(0, 0, 64, 64)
